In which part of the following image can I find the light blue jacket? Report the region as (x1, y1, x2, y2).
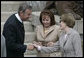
(40, 28, 83, 57)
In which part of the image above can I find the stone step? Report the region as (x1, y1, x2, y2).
(1, 12, 41, 22)
(24, 55, 37, 57)
(1, 1, 25, 4)
(1, 1, 46, 12)
(24, 22, 34, 32)
(1, 22, 34, 33)
(1, 1, 25, 12)
(24, 32, 36, 43)
(1, 12, 16, 22)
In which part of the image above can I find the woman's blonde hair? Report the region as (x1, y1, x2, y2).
(60, 13, 75, 28)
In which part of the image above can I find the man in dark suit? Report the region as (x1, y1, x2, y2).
(2, 3, 34, 57)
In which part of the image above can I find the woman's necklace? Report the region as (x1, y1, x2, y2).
(44, 27, 50, 34)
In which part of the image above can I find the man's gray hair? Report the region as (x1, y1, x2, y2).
(18, 3, 32, 14)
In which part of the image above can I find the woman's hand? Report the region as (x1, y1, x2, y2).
(33, 41, 42, 46)
(38, 42, 42, 46)
(47, 42, 54, 47)
(33, 44, 42, 51)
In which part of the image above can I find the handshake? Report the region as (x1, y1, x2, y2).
(26, 41, 42, 51)
(26, 41, 54, 50)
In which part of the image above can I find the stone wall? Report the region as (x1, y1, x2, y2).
(26, 1, 46, 11)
